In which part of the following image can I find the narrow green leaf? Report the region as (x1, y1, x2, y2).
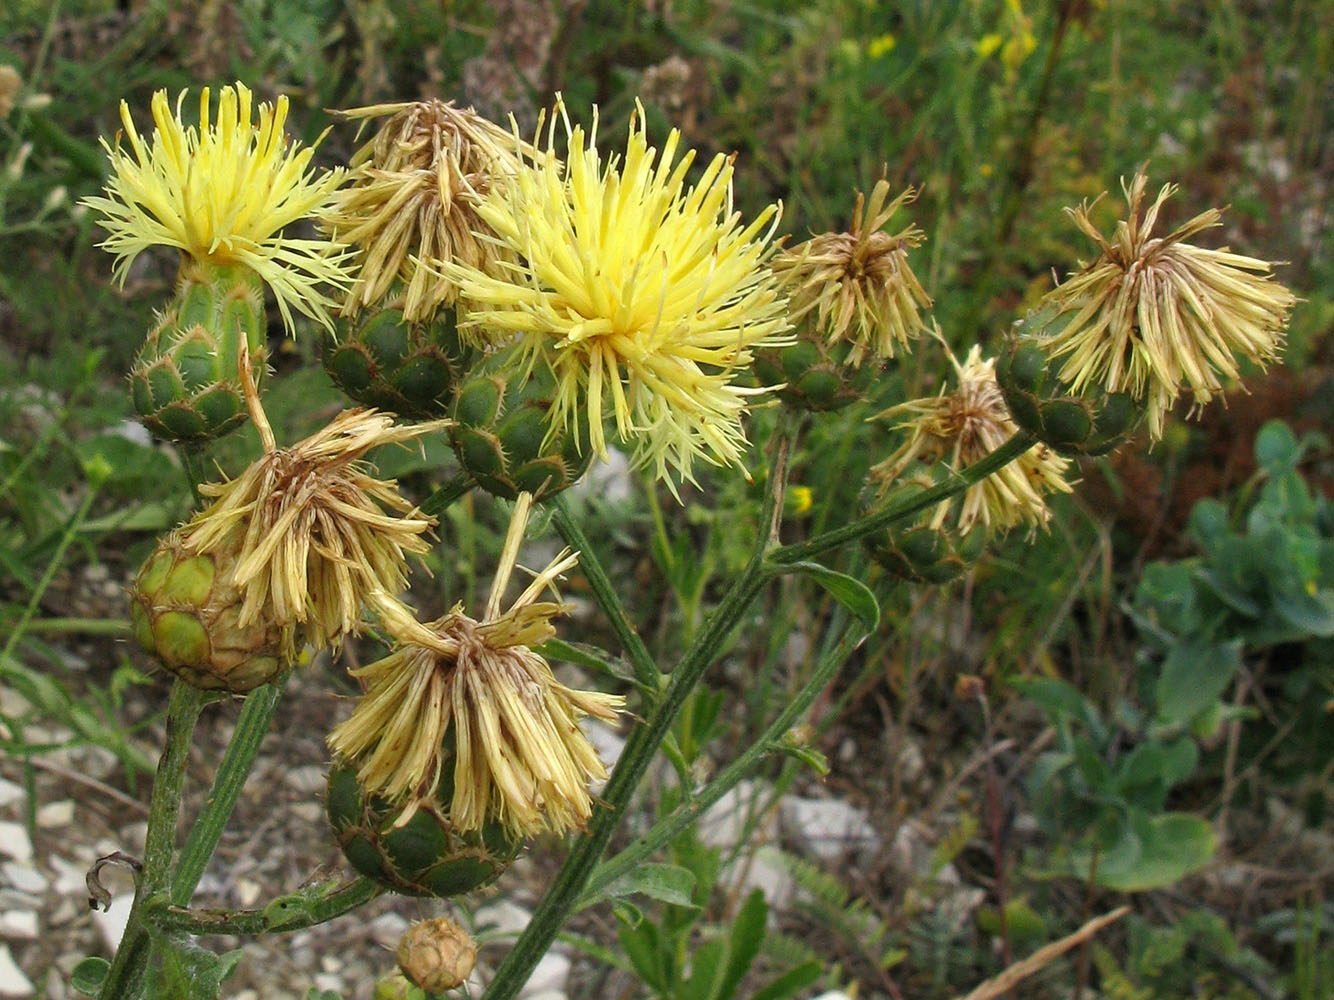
(784, 562, 879, 632)
(679, 937, 729, 1000)
(717, 890, 768, 1000)
(601, 862, 698, 909)
(749, 959, 825, 1000)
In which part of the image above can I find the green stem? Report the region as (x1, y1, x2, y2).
(98, 681, 209, 1000)
(150, 877, 380, 937)
(551, 493, 661, 693)
(482, 420, 796, 1000)
(421, 473, 475, 518)
(578, 615, 865, 906)
(178, 446, 207, 507)
(171, 677, 287, 905)
(4, 617, 130, 637)
(767, 431, 1035, 566)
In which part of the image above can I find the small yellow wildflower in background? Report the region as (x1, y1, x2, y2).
(323, 99, 534, 323)
(83, 82, 351, 332)
(329, 493, 623, 840)
(873, 343, 1072, 534)
(180, 355, 441, 654)
(1041, 170, 1295, 439)
(436, 99, 790, 489)
(773, 179, 930, 366)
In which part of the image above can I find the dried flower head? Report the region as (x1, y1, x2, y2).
(323, 100, 534, 323)
(83, 82, 351, 332)
(0, 65, 21, 119)
(396, 916, 477, 993)
(773, 179, 930, 366)
(1040, 169, 1295, 438)
(179, 352, 440, 654)
(434, 98, 790, 489)
(872, 342, 1072, 534)
(328, 493, 623, 840)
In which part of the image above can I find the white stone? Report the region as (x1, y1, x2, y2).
(289, 802, 323, 825)
(0, 826, 32, 864)
(312, 973, 343, 993)
(0, 945, 33, 998)
(91, 894, 133, 953)
(732, 844, 794, 914)
(47, 857, 87, 897)
(369, 911, 410, 949)
(522, 952, 570, 996)
(571, 446, 632, 504)
(524, 991, 566, 1000)
(698, 781, 772, 849)
(108, 419, 153, 447)
(0, 784, 23, 812)
(285, 765, 327, 795)
(0, 910, 37, 940)
(236, 878, 262, 907)
(475, 899, 532, 938)
(35, 801, 74, 829)
(582, 718, 626, 790)
(886, 821, 934, 880)
(0, 866, 45, 896)
(811, 993, 855, 1000)
(779, 797, 879, 863)
(43, 971, 65, 1000)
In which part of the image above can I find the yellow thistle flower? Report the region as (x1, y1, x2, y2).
(1040, 170, 1296, 439)
(322, 99, 535, 323)
(178, 351, 440, 654)
(328, 492, 624, 840)
(773, 179, 931, 366)
(872, 343, 1071, 534)
(83, 82, 351, 332)
(434, 99, 790, 488)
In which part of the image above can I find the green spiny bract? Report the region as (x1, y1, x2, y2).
(754, 329, 883, 412)
(861, 471, 988, 584)
(327, 762, 521, 898)
(130, 532, 288, 693)
(450, 346, 593, 501)
(323, 302, 475, 420)
(129, 263, 268, 442)
(994, 313, 1145, 457)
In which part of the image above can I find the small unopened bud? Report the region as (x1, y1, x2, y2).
(396, 917, 477, 993)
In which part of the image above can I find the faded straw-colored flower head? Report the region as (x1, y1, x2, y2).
(322, 100, 534, 323)
(1040, 169, 1295, 438)
(328, 492, 623, 840)
(83, 82, 351, 332)
(872, 342, 1072, 534)
(179, 351, 440, 654)
(434, 99, 789, 489)
(773, 179, 930, 366)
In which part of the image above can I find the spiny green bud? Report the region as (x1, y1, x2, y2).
(861, 471, 988, 584)
(323, 301, 475, 420)
(450, 346, 592, 501)
(326, 763, 521, 899)
(129, 262, 268, 442)
(754, 330, 883, 412)
(994, 313, 1145, 457)
(129, 532, 288, 693)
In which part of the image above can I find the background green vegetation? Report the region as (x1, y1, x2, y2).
(1, 1, 1331, 997)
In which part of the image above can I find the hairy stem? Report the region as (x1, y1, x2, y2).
(150, 877, 380, 937)
(171, 677, 287, 905)
(98, 681, 209, 1000)
(421, 472, 475, 518)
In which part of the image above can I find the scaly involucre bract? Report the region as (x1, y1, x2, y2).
(84, 82, 351, 332)
(328, 493, 623, 839)
(1040, 170, 1295, 438)
(180, 403, 442, 655)
(323, 99, 534, 323)
(774, 179, 930, 365)
(436, 99, 790, 489)
(873, 344, 1072, 534)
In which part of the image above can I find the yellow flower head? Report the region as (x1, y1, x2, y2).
(773, 179, 930, 366)
(84, 82, 351, 332)
(1040, 170, 1295, 438)
(179, 354, 441, 654)
(872, 342, 1072, 534)
(328, 493, 624, 840)
(435, 99, 790, 489)
(322, 99, 534, 323)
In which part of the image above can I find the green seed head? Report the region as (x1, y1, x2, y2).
(130, 532, 288, 693)
(754, 328, 883, 412)
(323, 302, 475, 420)
(327, 761, 522, 898)
(129, 263, 268, 443)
